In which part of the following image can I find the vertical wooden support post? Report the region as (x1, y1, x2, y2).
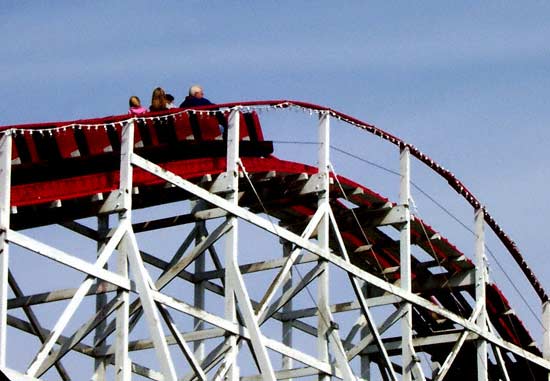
(282, 241, 293, 375)
(0, 132, 11, 368)
(400, 146, 414, 381)
(93, 215, 109, 381)
(121, 120, 178, 381)
(225, 110, 240, 381)
(119, 121, 134, 218)
(475, 208, 488, 381)
(194, 222, 206, 362)
(116, 120, 134, 381)
(115, 245, 129, 381)
(317, 112, 331, 381)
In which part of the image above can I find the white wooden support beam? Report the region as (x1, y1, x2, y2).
(8, 230, 131, 292)
(326, 319, 358, 381)
(229, 260, 277, 380)
(93, 328, 226, 356)
(93, 220, 232, 352)
(262, 335, 343, 379)
(152, 289, 343, 379)
(120, 120, 177, 381)
(317, 111, 331, 381)
(255, 205, 325, 319)
(3, 368, 43, 381)
(346, 306, 406, 361)
(316, 113, 358, 380)
(194, 221, 206, 362)
(259, 263, 325, 324)
(225, 109, 240, 381)
(241, 367, 326, 381)
(114, 241, 130, 381)
(158, 306, 207, 381)
(155, 220, 232, 289)
(117, 124, 132, 381)
(359, 331, 477, 356)
(9, 308, 336, 381)
(399, 146, 423, 381)
(0, 132, 11, 368)
(213, 349, 238, 381)
(345, 311, 366, 346)
(281, 242, 294, 376)
(491, 343, 511, 381)
(129, 152, 550, 371)
(124, 231, 178, 381)
(193, 252, 319, 282)
(359, 283, 371, 381)
(328, 208, 398, 381)
(475, 208, 488, 381)
(25, 222, 128, 377)
(2, 317, 164, 381)
(281, 294, 402, 321)
(434, 303, 482, 381)
(158, 225, 198, 280)
(33, 290, 124, 376)
(119, 120, 134, 218)
(8, 272, 71, 381)
(93, 216, 109, 381)
(182, 340, 232, 381)
(487, 322, 511, 381)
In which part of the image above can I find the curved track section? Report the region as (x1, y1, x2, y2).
(0, 102, 547, 380)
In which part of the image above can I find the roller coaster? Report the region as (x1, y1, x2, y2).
(0, 100, 548, 380)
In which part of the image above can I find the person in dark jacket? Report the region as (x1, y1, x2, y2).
(179, 85, 214, 108)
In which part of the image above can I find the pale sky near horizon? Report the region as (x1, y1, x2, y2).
(2, 1, 550, 375)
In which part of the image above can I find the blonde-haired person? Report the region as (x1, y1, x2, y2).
(179, 84, 214, 108)
(149, 87, 169, 112)
(128, 96, 147, 115)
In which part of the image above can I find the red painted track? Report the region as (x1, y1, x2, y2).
(1, 101, 545, 378)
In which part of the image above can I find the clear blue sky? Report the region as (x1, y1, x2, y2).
(2, 0, 550, 372)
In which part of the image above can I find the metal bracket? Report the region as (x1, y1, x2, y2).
(194, 208, 228, 221)
(98, 190, 125, 215)
(209, 173, 234, 194)
(300, 173, 326, 195)
(377, 205, 408, 226)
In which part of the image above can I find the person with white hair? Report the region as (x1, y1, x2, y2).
(179, 84, 214, 108)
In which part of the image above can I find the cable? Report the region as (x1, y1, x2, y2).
(485, 245, 543, 327)
(330, 144, 542, 378)
(272, 140, 320, 146)
(329, 162, 435, 370)
(331, 146, 401, 177)
(236, 160, 337, 344)
(242, 139, 540, 378)
(331, 144, 544, 326)
(327, 162, 393, 284)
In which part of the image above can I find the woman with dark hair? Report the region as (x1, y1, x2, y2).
(149, 87, 168, 112)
